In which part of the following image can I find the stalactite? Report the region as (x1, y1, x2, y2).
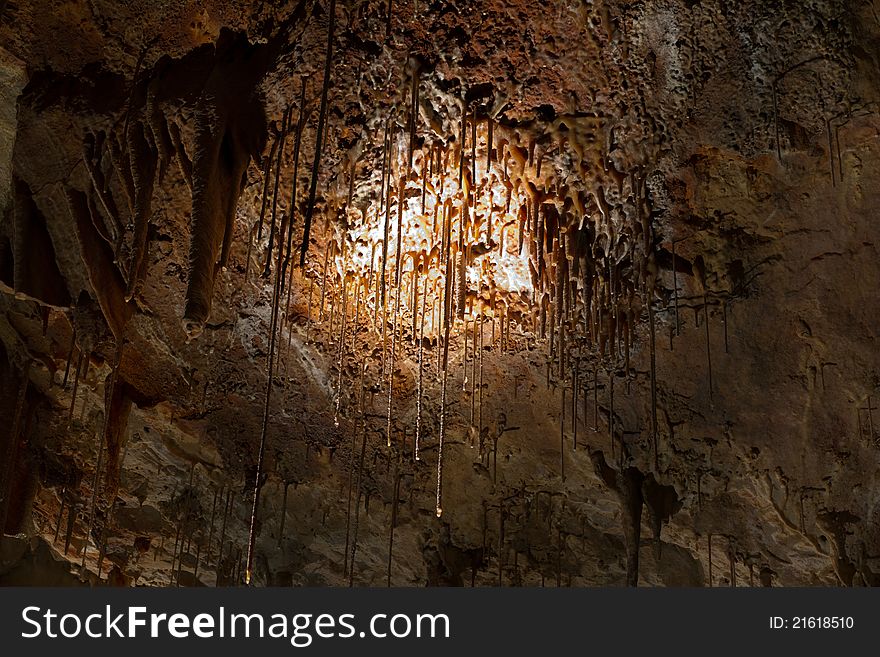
(471, 108, 477, 198)
(386, 283, 399, 447)
(379, 121, 389, 221)
(62, 331, 76, 388)
(319, 241, 332, 322)
(708, 532, 713, 587)
(277, 480, 290, 549)
(826, 118, 836, 185)
(99, 347, 130, 507)
(84, 189, 115, 254)
(436, 355, 448, 518)
(408, 63, 420, 171)
(170, 481, 189, 586)
(696, 471, 702, 510)
(217, 487, 232, 585)
(380, 140, 394, 309)
(182, 38, 270, 337)
(648, 295, 659, 470)
(470, 306, 477, 428)
(386, 463, 400, 586)
(455, 249, 466, 320)
(560, 383, 566, 481)
(334, 276, 348, 427)
(592, 450, 645, 586)
(462, 317, 470, 394)
(728, 539, 736, 587)
(671, 239, 680, 335)
(486, 117, 493, 168)
(79, 429, 105, 572)
(300, 0, 337, 266)
(263, 107, 292, 278)
(254, 126, 280, 247)
(280, 86, 307, 329)
(124, 120, 159, 301)
(478, 317, 484, 433)
(205, 486, 219, 567)
(343, 389, 364, 577)
(458, 102, 466, 187)
(415, 276, 427, 461)
(67, 350, 85, 426)
(572, 363, 578, 450)
(556, 525, 563, 587)
(498, 503, 505, 586)
(175, 492, 193, 586)
(704, 293, 713, 400)
(409, 266, 419, 344)
(349, 431, 367, 587)
(82, 134, 123, 247)
(609, 366, 615, 463)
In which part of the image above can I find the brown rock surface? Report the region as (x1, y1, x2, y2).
(0, 0, 878, 587)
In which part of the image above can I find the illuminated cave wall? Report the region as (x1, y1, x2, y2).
(1, 0, 880, 587)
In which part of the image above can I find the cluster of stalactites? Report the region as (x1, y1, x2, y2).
(288, 83, 659, 524)
(311, 107, 654, 369)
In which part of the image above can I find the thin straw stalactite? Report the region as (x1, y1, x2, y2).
(263, 106, 292, 278)
(244, 126, 295, 582)
(300, 0, 337, 267)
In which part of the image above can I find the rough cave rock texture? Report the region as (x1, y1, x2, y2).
(1, 0, 879, 587)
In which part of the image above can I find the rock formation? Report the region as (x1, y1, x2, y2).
(1, 0, 879, 587)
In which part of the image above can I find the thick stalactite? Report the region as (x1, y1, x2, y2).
(590, 449, 646, 587)
(182, 32, 270, 337)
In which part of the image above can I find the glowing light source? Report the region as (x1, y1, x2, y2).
(335, 122, 535, 342)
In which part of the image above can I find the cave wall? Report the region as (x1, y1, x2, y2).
(0, 0, 878, 587)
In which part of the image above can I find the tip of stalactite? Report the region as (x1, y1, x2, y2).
(245, 569, 252, 585)
(435, 507, 442, 518)
(182, 318, 205, 341)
